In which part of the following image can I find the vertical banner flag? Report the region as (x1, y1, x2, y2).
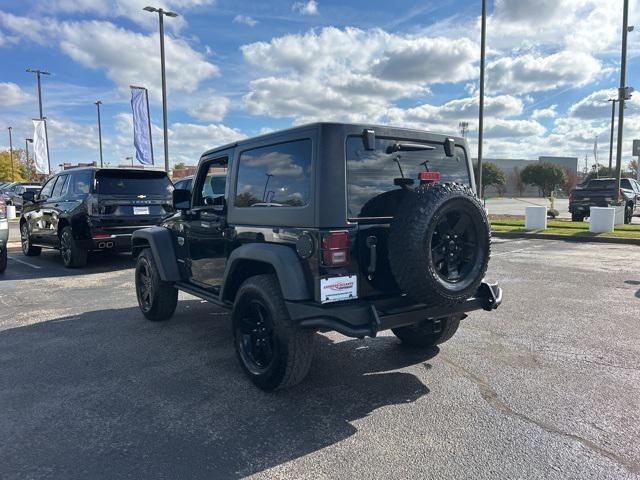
(32, 119, 49, 175)
(130, 86, 154, 165)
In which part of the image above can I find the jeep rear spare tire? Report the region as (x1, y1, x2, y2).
(389, 183, 490, 306)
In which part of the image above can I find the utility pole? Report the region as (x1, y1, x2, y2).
(7, 127, 14, 180)
(476, 0, 487, 198)
(95, 100, 103, 167)
(607, 98, 617, 170)
(143, 6, 179, 173)
(614, 0, 631, 195)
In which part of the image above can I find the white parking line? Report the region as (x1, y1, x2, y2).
(8, 256, 42, 269)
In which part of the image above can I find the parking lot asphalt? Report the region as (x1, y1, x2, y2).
(1, 240, 639, 480)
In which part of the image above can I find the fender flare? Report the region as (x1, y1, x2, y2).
(221, 243, 311, 301)
(131, 227, 181, 282)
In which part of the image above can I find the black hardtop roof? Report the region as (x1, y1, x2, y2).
(55, 166, 168, 175)
(200, 122, 465, 159)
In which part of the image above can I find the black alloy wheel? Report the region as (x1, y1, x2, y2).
(60, 230, 73, 266)
(235, 299, 277, 375)
(137, 259, 154, 313)
(430, 208, 478, 284)
(21, 223, 41, 256)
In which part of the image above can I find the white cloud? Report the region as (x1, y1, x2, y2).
(0, 14, 219, 102)
(186, 93, 230, 122)
(292, 0, 318, 16)
(487, 50, 601, 94)
(0, 82, 33, 106)
(532, 105, 558, 119)
(241, 27, 478, 122)
(569, 89, 640, 119)
(233, 15, 258, 27)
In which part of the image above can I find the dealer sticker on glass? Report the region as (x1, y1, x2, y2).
(320, 275, 357, 304)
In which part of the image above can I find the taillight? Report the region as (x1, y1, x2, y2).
(419, 171, 441, 184)
(321, 231, 350, 266)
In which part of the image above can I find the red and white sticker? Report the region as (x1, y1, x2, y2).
(320, 275, 357, 304)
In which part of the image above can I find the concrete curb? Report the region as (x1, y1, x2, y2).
(492, 230, 640, 246)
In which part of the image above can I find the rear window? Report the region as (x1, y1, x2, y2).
(586, 179, 616, 189)
(346, 136, 470, 218)
(95, 170, 172, 196)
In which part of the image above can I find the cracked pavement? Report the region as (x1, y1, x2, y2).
(0, 238, 639, 479)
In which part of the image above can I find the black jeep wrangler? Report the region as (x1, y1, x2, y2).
(132, 123, 502, 390)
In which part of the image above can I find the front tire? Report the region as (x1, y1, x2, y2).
(60, 226, 88, 268)
(0, 247, 6, 273)
(135, 248, 178, 321)
(232, 274, 315, 391)
(21, 223, 41, 257)
(392, 315, 463, 348)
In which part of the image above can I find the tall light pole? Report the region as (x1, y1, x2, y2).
(607, 98, 618, 170)
(7, 127, 14, 180)
(26, 68, 50, 120)
(26, 68, 51, 174)
(95, 100, 104, 167)
(477, 0, 487, 198)
(614, 0, 631, 193)
(143, 6, 178, 173)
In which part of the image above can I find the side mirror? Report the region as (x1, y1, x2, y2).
(172, 188, 191, 211)
(22, 191, 36, 203)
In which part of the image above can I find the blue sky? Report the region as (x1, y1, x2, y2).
(0, 0, 639, 172)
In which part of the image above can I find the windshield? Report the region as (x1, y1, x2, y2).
(346, 136, 470, 218)
(95, 170, 173, 196)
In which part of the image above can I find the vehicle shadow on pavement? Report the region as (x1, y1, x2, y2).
(624, 280, 640, 298)
(4, 250, 134, 280)
(0, 300, 435, 479)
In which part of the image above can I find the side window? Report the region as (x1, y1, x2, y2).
(194, 161, 228, 207)
(39, 177, 57, 200)
(16, 186, 24, 195)
(51, 175, 69, 199)
(71, 171, 93, 197)
(621, 179, 632, 190)
(633, 180, 640, 193)
(235, 139, 312, 207)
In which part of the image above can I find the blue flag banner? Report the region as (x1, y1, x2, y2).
(130, 86, 154, 165)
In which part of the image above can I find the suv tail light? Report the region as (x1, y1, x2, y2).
(322, 231, 349, 266)
(419, 171, 441, 184)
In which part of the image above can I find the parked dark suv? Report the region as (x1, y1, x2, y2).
(132, 123, 502, 390)
(21, 167, 173, 267)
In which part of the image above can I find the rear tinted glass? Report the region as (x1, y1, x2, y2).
(346, 136, 470, 218)
(586, 179, 616, 189)
(95, 170, 172, 196)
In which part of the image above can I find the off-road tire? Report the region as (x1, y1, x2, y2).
(0, 247, 6, 273)
(232, 274, 315, 391)
(392, 315, 462, 348)
(21, 222, 41, 256)
(571, 213, 585, 222)
(388, 183, 490, 306)
(135, 248, 178, 321)
(60, 226, 88, 268)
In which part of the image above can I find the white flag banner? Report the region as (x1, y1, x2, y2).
(32, 119, 49, 175)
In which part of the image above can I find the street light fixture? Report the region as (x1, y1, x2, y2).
(95, 100, 103, 168)
(143, 6, 179, 173)
(25, 68, 50, 120)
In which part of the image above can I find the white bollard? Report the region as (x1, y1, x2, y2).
(589, 207, 615, 233)
(613, 205, 626, 225)
(6, 205, 16, 220)
(525, 206, 547, 230)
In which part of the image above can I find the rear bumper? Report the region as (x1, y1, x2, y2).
(86, 216, 167, 251)
(287, 282, 502, 338)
